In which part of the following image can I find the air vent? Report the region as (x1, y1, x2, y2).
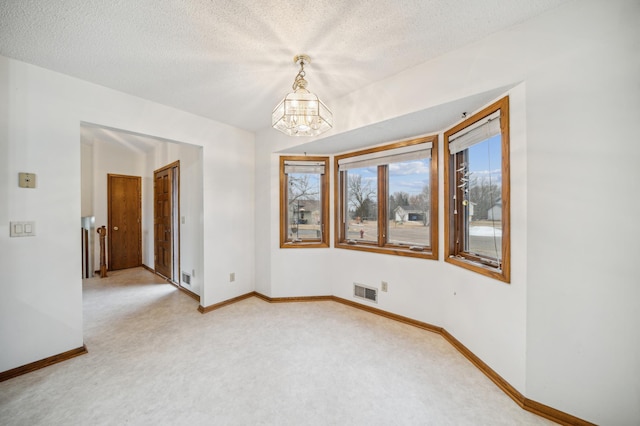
(354, 283, 377, 303)
(181, 272, 191, 285)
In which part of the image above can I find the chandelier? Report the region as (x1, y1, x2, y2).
(272, 54, 333, 137)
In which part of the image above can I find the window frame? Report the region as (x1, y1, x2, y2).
(443, 96, 510, 282)
(334, 135, 438, 260)
(279, 155, 330, 248)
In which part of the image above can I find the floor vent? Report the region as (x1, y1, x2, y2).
(354, 283, 377, 303)
(181, 272, 191, 285)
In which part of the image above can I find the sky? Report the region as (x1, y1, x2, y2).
(347, 159, 431, 197)
(347, 134, 501, 197)
(468, 134, 501, 174)
(388, 158, 430, 195)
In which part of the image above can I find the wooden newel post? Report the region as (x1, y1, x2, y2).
(97, 225, 107, 278)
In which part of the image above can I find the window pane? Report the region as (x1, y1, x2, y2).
(335, 135, 437, 259)
(387, 158, 431, 247)
(287, 173, 322, 240)
(345, 168, 378, 242)
(463, 134, 502, 261)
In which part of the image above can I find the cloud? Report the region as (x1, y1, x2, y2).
(469, 169, 502, 185)
(389, 160, 429, 176)
(470, 168, 501, 176)
(389, 178, 430, 195)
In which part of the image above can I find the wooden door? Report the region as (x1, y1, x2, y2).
(107, 174, 142, 270)
(154, 163, 178, 280)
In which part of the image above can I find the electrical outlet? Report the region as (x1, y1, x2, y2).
(381, 281, 388, 292)
(230, 272, 235, 282)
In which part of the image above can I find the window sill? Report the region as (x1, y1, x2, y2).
(445, 255, 509, 283)
(336, 242, 437, 260)
(280, 241, 330, 249)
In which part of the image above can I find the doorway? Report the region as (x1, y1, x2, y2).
(154, 161, 180, 284)
(107, 174, 142, 270)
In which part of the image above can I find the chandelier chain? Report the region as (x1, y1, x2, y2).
(292, 61, 307, 91)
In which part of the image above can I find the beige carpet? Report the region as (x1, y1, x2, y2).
(0, 267, 554, 425)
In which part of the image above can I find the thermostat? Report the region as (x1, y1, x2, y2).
(19, 173, 36, 188)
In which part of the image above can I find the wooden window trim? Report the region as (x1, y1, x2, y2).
(334, 135, 438, 260)
(279, 156, 330, 248)
(443, 96, 511, 282)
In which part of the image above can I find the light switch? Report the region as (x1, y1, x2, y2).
(18, 173, 37, 188)
(10, 221, 36, 237)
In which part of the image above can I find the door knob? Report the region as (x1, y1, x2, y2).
(113, 226, 119, 231)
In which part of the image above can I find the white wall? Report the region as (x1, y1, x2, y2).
(524, 1, 640, 422)
(201, 134, 255, 306)
(80, 142, 93, 217)
(254, 1, 640, 424)
(1, 56, 85, 371)
(0, 55, 255, 373)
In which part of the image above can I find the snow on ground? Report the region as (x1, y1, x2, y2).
(469, 226, 502, 237)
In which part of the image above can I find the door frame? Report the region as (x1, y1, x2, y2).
(154, 161, 180, 284)
(107, 173, 142, 270)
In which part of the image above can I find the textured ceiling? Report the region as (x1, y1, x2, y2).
(1, 0, 568, 133)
